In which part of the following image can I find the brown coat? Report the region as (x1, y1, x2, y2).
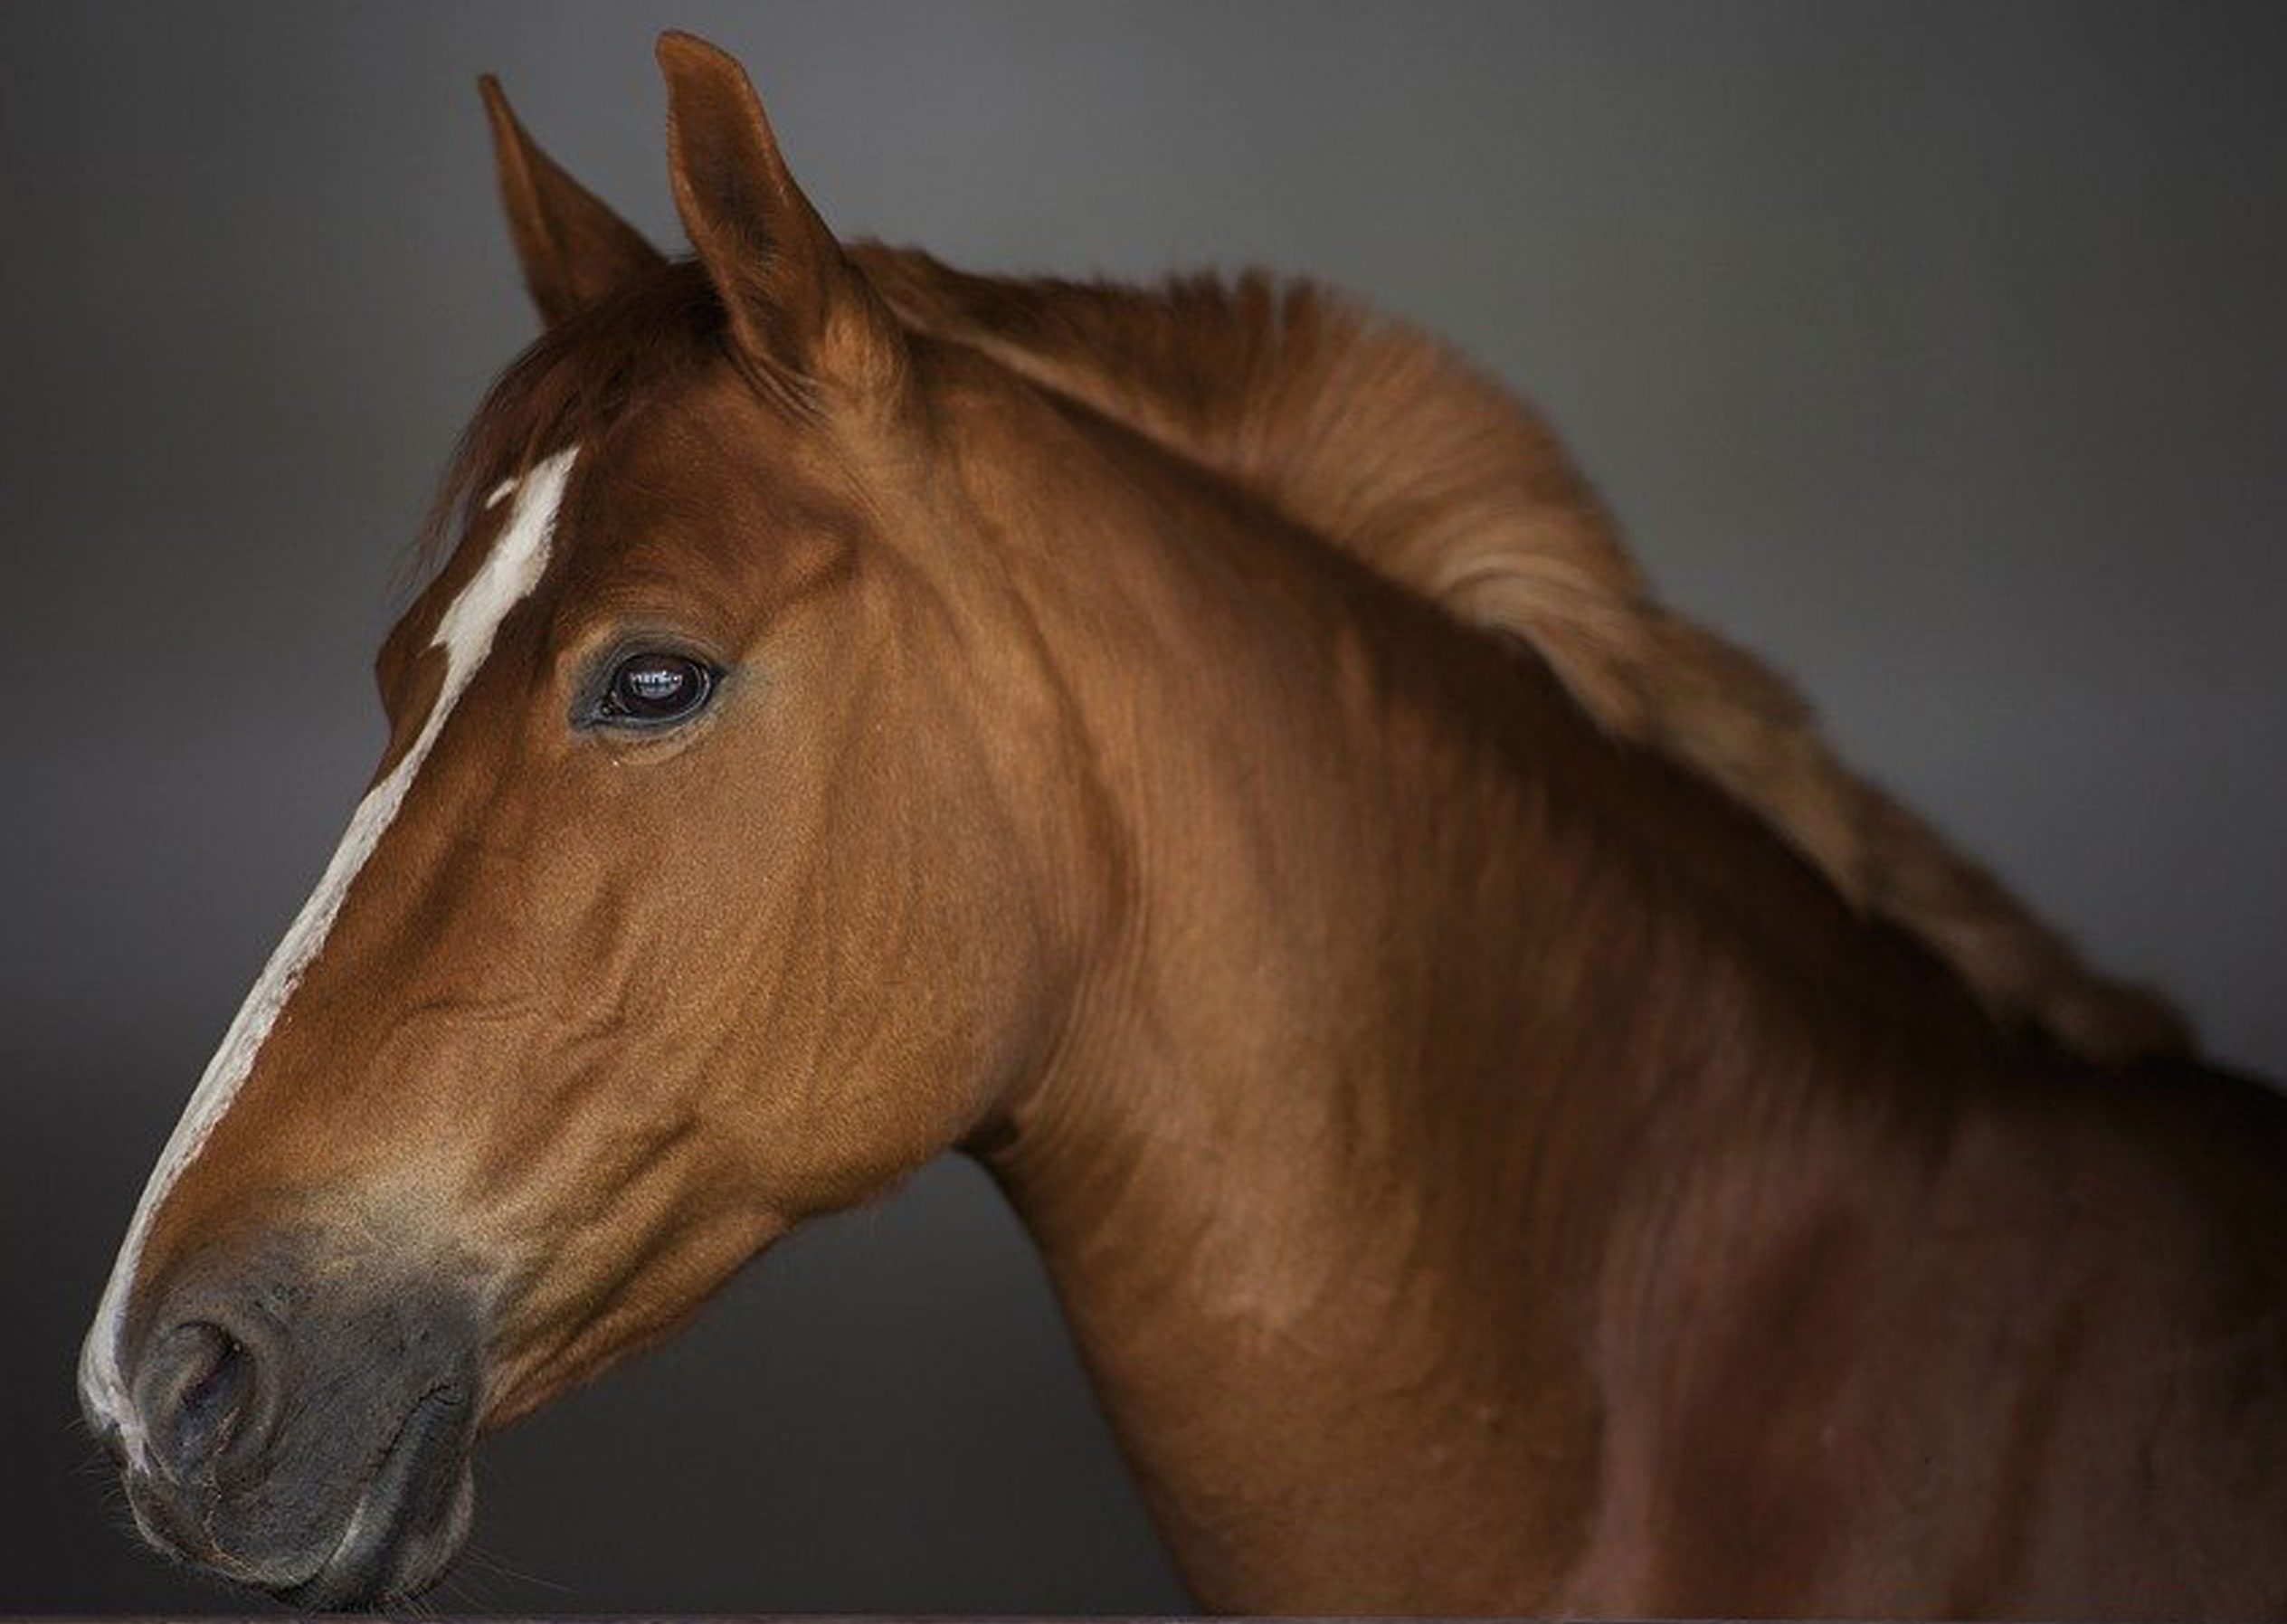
(85, 32, 2287, 1616)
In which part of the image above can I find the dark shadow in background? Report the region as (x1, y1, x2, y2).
(4, 1, 2282, 1610)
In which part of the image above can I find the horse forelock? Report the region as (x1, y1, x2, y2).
(414, 261, 756, 586)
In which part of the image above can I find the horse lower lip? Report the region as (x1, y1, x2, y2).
(277, 1387, 468, 1607)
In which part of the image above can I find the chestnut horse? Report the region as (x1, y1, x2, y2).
(81, 33, 2287, 1616)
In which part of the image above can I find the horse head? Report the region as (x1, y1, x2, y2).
(80, 33, 1100, 1604)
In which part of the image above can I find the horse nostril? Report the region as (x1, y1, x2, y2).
(147, 1320, 262, 1478)
(179, 1325, 248, 1428)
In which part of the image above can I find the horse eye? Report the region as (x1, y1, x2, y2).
(600, 651, 714, 725)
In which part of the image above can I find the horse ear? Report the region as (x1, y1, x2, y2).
(479, 74, 665, 327)
(657, 30, 897, 391)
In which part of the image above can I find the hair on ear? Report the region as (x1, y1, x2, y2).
(481, 73, 665, 327)
(656, 30, 901, 396)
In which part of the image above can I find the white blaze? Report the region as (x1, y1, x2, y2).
(81, 449, 577, 1468)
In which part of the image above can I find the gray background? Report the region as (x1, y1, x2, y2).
(4, 1, 2282, 1611)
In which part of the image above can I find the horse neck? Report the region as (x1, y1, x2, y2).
(962, 377, 2026, 1608)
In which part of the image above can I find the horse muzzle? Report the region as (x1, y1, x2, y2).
(87, 1236, 484, 1607)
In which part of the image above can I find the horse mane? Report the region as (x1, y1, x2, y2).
(854, 245, 2191, 1066)
(422, 248, 2187, 1065)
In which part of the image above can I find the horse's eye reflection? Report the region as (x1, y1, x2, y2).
(595, 651, 716, 727)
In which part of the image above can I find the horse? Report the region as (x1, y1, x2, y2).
(79, 30, 2287, 1615)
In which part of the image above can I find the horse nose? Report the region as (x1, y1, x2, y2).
(104, 1249, 487, 1600)
(132, 1313, 282, 1488)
